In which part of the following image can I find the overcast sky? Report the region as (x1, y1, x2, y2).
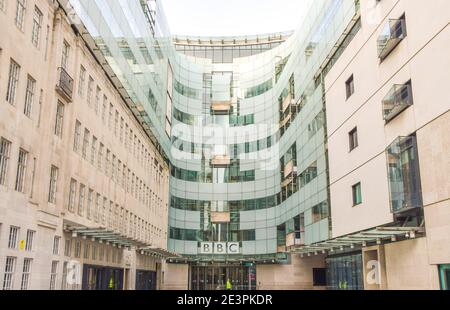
(161, 0, 313, 37)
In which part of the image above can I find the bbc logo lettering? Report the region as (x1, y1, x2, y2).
(199, 242, 240, 254)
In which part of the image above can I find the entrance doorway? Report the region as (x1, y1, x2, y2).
(189, 264, 256, 290)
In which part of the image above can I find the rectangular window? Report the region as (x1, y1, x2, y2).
(6, 59, 21, 105)
(346, 74, 354, 99)
(20, 258, 32, 290)
(95, 193, 101, 222)
(0, 138, 12, 185)
(68, 178, 76, 212)
(106, 149, 110, 176)
(24, 75, 36, 118)
(78, 183, 85, 216)
(82, 128, 90, 159)
(74, 241, 81, 258)
(352, 182, 362, 206)
(87, 189, 93, 220)
(54, 101, 64, 137)
(25, 229, 35, 251)
(53, 236, 60, 255)
(48, 165, 58, 204)
(87, 76, 94, 107)
(78, 66, 86, 97)
(64, 239, 71, 257)
(90, 136, 97, 165)
(61, 41, 70, 70)
(95, 86, 101, 114)
(8, 226, 20, 249)
(83, 243, 90, 259)
(102, 96, 107, 123)
(114, 110, 119, 136)
(31, 6, 43, 47)
(15, 148, 28, 192)
(3, 257, 16, 290)
(0, 0, 6, 11)
(73, 120, 81, 152)
(98, 143, 104, 171)
(61, 262, 68, 290)
(108, 103, 114, 130)
(15, 0, 26, 30)
(349, 127, 358, 151)
(120, 117, 124, 142)
(49, 261, 58, 290)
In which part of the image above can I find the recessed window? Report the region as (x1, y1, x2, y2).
(349, 127, 358, 151)
(352, 182, 362, 206)
(346, 74, 355, 99)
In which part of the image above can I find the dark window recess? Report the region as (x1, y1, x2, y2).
(313, 268, 327, 286)
(349, 127, 358, 151)
(352, 182, 362, 206)
(346, 74, 354, 99)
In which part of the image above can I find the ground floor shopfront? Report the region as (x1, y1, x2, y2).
(189, 264, 257, 290)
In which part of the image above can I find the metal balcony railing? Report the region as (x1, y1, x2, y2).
(56, 67, 74, 102)
(382, 82, 413, 122)
(377, 17, 407, 60)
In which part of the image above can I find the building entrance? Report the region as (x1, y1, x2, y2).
(189, 264, 256, 290)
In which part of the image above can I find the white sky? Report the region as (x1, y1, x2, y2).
(161, 0, 313, 37)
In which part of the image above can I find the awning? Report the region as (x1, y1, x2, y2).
(138, 246, 181, 259)
(64, 224, 148, 249)
(289, 226, 425, 256)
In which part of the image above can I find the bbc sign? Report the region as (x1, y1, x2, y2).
(199, 242, 240, 254)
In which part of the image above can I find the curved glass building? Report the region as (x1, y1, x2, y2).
(69, 0, 359, 289)
(63, 0, 450, 290)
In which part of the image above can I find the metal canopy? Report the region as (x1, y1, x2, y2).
(138, 246, 180, 259)
(64, 225, 148, 249)
(289, 226, 425, 256)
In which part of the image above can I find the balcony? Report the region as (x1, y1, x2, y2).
(386, 136, 423, 213)
(211, 155, 231, 167)
(55, 67, 74, 102)
(283, 160, 297, 179)
(211, 101, 231, 115)
(383, 81, 413, 122)
(377, 16, 406, 61)
(210, 212, 231, 223)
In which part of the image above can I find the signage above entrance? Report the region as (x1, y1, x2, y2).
(199, 242, 240, 254)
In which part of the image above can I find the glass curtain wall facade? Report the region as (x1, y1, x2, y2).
(70, 0, 360, 263)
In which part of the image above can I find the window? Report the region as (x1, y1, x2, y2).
(82, 128, 90, 159)
(6, 59, 21, 105)
(114, 110, 119, 136)
(312, 202, 329, 223)
(61, 41, 70, 70)
(61, 262, 68, 290)
(31, 6, 43, 47)
(87, 76, 93, 107)
(68, 178, 76, 212)
(98, 143, 104, 171)
(349, 127, 358, 151)
(78, 66, 86, 97)
(95, 193, 101, 222)
(0, 0, 6, 11)
(54, 101, 64, 137)
(3, 257, 16, 290)
(108, 103, 114, 130)
(87, 189, 93, 220)
(74, 241, 81, 258)
(382, 80, 413, 122)
(102, 96, 107, 123)
(15, 0, 26, 30)
(8, 226, 20, 249)
(20, 258, 32, 290)
(78, 183, 85, 216)
(64, 239, 71, 257)
(120, 117, 124, 142)
(73, 120, 81, 152)
(0, 138, 12, 185)
(24, 75, 36, 118)
(346, 74, 354, 99)
(25, 229, 35, 251)
(15, 148, 28, 192)
(83, 243, 90, 259)
(90, 136, 97, 165)
(49, 261, 58, 290)
(50, 236, 60, 256)
(48, 165, 58, 204)
(352, 182, 362, 206)
(95, 86, 101, 114)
